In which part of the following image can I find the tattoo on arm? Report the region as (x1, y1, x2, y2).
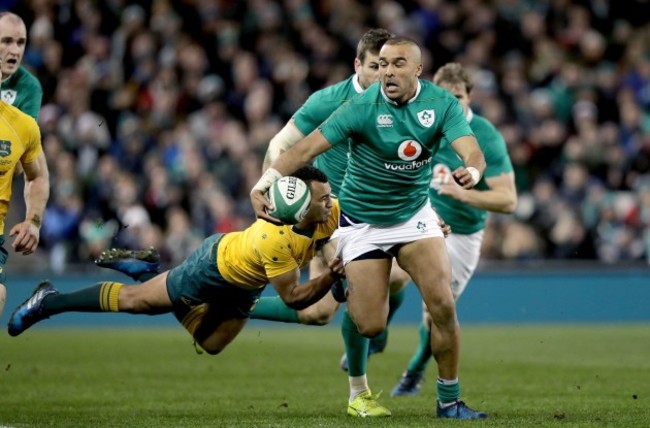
(30, 215, 42, 228)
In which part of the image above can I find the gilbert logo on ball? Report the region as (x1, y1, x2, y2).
(267, 176, 311, 224)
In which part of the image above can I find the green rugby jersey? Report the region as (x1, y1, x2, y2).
(319, 79, 473, 225)
(430, 110, 514, 234)
(293, 74, 364, 196)
(0, 66, 43, 120)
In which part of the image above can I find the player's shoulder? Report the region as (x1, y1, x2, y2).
(421, 79, 454, 98)
(311, 75, 358, 101)
(16, 67, 43, 92)
(249, 219, 292, 245)
(470, 112, 503, 138)
(0, 101, 38, 127)
(346, 81, 382, 105)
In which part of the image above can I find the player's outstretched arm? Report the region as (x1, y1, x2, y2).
(262, 120, 305, 172)
(269, 257, 344, 310)
(438, 172, 517, 214)
(251, 129, 332, 222)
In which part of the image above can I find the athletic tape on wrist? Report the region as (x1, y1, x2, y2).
(252, 167, 283, 193)
(466, 167, 481, 186)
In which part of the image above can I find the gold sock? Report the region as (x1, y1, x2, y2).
(99, 282, 123, 312)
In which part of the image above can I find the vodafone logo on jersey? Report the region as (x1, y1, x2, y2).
(397, 140, 422, 161)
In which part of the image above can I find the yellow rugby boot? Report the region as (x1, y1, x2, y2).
(347, 390, 392, 417)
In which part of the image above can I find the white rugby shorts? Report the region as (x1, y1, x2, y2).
(446, 230, 484, 298)
(333, 203, 444, 265)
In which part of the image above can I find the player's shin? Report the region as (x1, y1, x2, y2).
(249, 296, 299, 323)
(43, 281, 124, 314)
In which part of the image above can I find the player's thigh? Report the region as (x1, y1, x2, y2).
(396, 237, 453, 309)
(197, 313, 249, 355)
(345, 257, 392, 335)
(119, 271, 173, 313)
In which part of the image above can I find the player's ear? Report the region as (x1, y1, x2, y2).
(415, 63, 423, 78)
(354, 57, 362, 73)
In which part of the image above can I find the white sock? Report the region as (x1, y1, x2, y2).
(349, 375, 369, 401)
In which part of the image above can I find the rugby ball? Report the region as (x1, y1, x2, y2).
(267, 176, 311, 224)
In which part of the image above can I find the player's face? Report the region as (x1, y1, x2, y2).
(438, 82, 471, 115)
(305, 181, 334, 223)
(379, 43, 423, 104)
(354, 52, 381, 90)
(0, 16, 27, 79)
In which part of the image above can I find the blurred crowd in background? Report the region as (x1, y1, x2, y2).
(3, 0, 650, 273)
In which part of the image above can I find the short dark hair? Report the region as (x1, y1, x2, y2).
(356, 28, 394, 63)
(292, 165, 328, 187)
(433, 62, 474, 94)
(382, 36, 420, 50)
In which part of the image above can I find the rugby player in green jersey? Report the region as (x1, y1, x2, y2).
(0, 12, 48, 183)
(255, 29, 398, 330)
(391, 63, 517, 397)
(251, 37, 488, 420)
(0, 12, 43, 119)
(9, 166, 345, 359)
(256, 29, 425, 418)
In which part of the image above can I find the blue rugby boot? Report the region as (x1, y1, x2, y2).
(8, 280, 59, 336)
(95, 247, 160, 281)
(391, 371, 425, 397)
(436, 400, 488, 419)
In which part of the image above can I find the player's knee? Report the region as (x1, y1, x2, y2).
(200, 343, 225, 356)
(425, 294, 456, 325)
(356, 320, 386, 338)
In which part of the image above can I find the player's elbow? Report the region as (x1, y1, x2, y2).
(501, 193, 518, 214)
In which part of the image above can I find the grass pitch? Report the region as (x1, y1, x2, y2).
(1, 324, 648, 427)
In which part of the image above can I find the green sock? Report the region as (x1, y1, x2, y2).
(406, 322, 433, 374)
(341, 310, 369, 377)
(370, 287, 406, 351)
(249, 296, 299, 323)
(42, 282, 123, 315)
(437, 378, 460, 404)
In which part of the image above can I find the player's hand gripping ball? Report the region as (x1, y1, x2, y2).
(267, 176, 311, 224)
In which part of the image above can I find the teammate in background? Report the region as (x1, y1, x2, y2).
(8, 167, 345, 359)
(0, 12, 43, 120)
(251, 37, 487, 419)
(391, 62, 517, 396)
(0, 56, 50, 318)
